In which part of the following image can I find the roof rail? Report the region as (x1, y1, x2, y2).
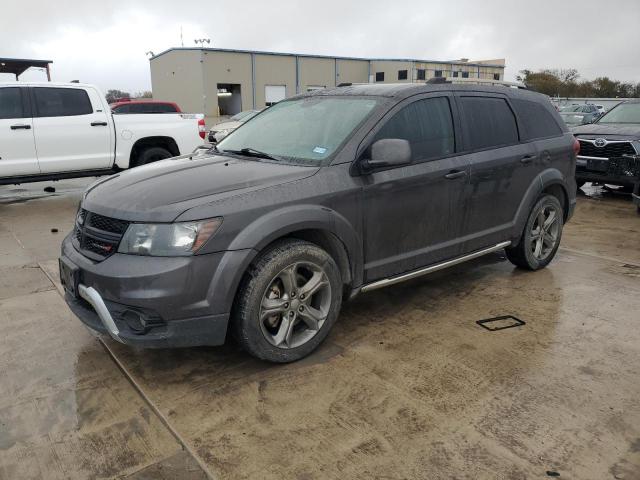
(426, 77, 527, 89)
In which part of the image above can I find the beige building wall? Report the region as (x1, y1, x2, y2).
(370, 60, 413, 83)
(150, 50, 204, 114)
(336, 59, 369, 85)
(254, 54, 297, 108)
(298, 57, 335, 92)
(201, 51, 253, 116)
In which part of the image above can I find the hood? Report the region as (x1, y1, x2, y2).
(209, 120, 241, 132)
(571, 122, 640, 139)
(82, 155, 319, 222)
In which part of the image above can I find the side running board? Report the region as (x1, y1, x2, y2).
(360, 241, 511, 293)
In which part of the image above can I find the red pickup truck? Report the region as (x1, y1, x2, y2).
(110, 99, 182, 114)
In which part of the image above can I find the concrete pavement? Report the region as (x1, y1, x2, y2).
(1, 180, 639, 479)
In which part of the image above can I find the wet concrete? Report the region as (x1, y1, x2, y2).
(0, 181, 639, 479)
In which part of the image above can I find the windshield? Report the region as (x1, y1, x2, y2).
(597, 102, 640, 124)
(217, 97, 380, 165)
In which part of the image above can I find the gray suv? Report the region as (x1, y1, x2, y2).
(60, 83, 577, 362)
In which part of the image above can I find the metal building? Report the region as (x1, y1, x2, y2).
(149, 48, 505, 117)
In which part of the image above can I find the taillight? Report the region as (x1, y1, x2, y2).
(198, 118, 206, 140)
(573, 137, 580, 156)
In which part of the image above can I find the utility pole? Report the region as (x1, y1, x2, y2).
(180, 26, 184, 47)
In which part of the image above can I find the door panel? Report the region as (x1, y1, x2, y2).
(32, 86, 112, 173)
(363, 156, 470, 281)
(361, 94, 470, 282)
(0, 87, 39, 177)
(455, 93, 537, 251)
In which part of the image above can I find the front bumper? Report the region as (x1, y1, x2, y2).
(60, 233, 254, 348)
(576, 155, 640, 186)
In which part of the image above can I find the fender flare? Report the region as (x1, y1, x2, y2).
(223, 203, 363, 292)
(511, 168, 569, 243)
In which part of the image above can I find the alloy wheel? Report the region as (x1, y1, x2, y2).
(529, 204, 561, 261)
(259, 262, 332, 349)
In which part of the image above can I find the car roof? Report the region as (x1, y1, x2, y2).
(294, 82, 547, 102)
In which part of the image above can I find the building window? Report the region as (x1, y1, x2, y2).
(493, 73, 500, 81)
(434, 70, 443, 78)
(416, 69, 426, 81)
(453, 71, 459, 78)
(462, 71, 469, 78)
(398, 70, 408, 80)
(375, 72, 385, 82)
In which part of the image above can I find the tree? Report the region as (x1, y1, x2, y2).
(105, 89, 130, 103)
(135, 90, 153, 99)
(518, 68, 639, 98)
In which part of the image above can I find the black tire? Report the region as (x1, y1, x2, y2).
(134, 146, 172, 167)
(231, 239, 342, 363)
(506, 194, 564, 270)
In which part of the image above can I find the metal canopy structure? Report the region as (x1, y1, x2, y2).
(0, 57, 52, 80)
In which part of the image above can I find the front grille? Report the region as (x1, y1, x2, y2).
(73, 209, 129, 261)
(578, 140, 636, 159)
(86, 212, 128, 234)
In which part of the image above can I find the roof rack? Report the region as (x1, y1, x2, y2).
(426, 77, 527, 89)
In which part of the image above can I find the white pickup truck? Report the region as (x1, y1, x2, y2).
(0, 82, 206, 185)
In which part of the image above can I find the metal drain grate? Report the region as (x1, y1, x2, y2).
(476, 315, 525, 331)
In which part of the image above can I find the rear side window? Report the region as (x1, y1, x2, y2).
(511, 98, 563, 140)
(459, 96, 518, 150)
(374, 96, 455, 162)
(33, 87, 93, 117)
(0, 88, 24, 119)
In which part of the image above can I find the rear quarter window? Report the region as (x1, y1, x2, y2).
(511, 98, 563, 140)
(459, 96, 519, 150)
(34, 87, 93, 117)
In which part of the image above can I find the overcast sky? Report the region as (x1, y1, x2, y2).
(3, 0, 640, 93)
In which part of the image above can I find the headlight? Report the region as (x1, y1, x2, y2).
(118, 218, 222, 256)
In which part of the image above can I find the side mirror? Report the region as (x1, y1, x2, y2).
(363, 138, 412, 171)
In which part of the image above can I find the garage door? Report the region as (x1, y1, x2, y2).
(265, 85, 286, 107)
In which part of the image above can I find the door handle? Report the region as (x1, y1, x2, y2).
(90, 121, 108, 126)
(520, 155, 536, 164)
(444, 170, 467, 180)
(10, 124, 31, 130)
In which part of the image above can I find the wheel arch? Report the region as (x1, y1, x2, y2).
(128, 136, 180, 167)
(511, 168, 570, 244)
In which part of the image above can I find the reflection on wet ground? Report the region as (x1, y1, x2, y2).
(0, 181, 639, 479)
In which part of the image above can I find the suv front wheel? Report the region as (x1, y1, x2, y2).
(506, 194, 564, 270)
(232, 239, 342, 363)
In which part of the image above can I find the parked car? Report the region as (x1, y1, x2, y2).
(0, 82, 205, 185)
(558, 104, 601, 126)
(573, 100, 640, 212)
(60, 83, 577, 362)
(110, 99, 182, 114)
(208, 110, 260, 143)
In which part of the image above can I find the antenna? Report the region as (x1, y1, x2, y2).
(194, 38, 211, 47)
(180, 26, 184, 47)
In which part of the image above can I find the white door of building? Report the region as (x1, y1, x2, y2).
(265, 85, 286, 107)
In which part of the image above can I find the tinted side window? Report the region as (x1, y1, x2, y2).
(374, 97, 455, 162)
(0, 88, 24, 119)
(34, 87, 93, 117)
(156, 104, 176, 113)
(511, 98, 563, 140)
(459, 96, 518, 150)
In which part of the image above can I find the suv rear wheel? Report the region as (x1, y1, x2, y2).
(232, 239, 342, 363)
(506, 194, 564, 270)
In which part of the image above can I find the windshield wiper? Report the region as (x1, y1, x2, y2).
(222, 147, 283, 161)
